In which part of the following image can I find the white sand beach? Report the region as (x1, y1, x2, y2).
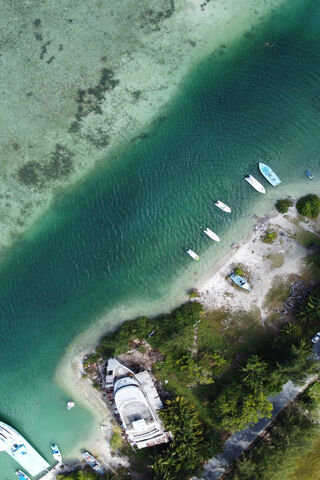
(198, 207, 320, 318)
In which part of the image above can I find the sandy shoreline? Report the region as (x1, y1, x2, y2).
(198, 207, 319, 318)
(55, 202, 319, 474)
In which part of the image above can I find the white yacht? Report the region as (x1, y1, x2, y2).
(204, 228, 220, 242)
(0, 421, 49, 477)
(245, 175, 266, 193)
(214, 200, 231, 213)
(106, 359, 170, 449)
(186, 249, 200, 261)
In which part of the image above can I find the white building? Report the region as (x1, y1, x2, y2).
(106, 359, 170, 449)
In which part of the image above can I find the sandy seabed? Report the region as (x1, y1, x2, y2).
(0, 0, 289, 255)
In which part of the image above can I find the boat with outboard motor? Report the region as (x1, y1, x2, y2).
(204, 228, 220, 242)
(305, 170, 313, 179)
(51, 444, 62, 463)
(16, 470, 30, 480)
(186, 249, 200, 261)
(229, 273, 251, 291)
(259, 163, 281, 187)
(82, 451, 104, 474)
(245, 175, 266, 193)
(214, 200, 231, 213)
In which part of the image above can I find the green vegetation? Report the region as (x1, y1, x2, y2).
(234, 267, 244, 276)
(296, 194, 320, 219)
(188, 288, 199, 298)
(227, 381, 320, 480)
(275, 198, 293, 213)
(262, 230, 277, 244)
(89, 281, 320, 479)
(57, 471, 117, 480)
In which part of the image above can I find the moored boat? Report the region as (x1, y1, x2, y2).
(258, 163, 281, 187)
(67, 401, 75, 410)
(229, 273, 251, 291)
(245, 175, 266, 193)
(51, 444, 62, 463)
(305, 170, 313, 179)
(16, 470, 30, 480)
(214, 200, 231, 213)
(186, 249, 200, 261)
(82, 451, 104, 474)
(204, 228, 220, 242)
(0, 421, 49, 477)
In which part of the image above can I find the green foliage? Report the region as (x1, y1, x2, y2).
(57, 470, 115, 480)
(234, 267, 244, 276)
(262, 231, 277, 244)
(296, 193, 320, 218)
(228, 387, 320, 480)
(110, 425, 123, 451)
(275, 198, 293, 213)
(188, 288, 199, 298)
(152, 397, 212, 480)
(297, 288, 320, 325)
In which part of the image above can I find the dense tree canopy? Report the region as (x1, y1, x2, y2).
(296, 194, 320, 218)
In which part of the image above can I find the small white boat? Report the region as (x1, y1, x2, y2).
(16, 471, 30, 480)
(214, 200, 231, 213)
(186, 249, 200, 261)
(51, 444, 62, 463)
(67, 401, 75, 410)
(204, 228, 220, 242)
(245, 175, 266, 193)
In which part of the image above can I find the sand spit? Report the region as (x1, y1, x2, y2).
(0, 0, 289, 255)
(198, 208, 320, 319)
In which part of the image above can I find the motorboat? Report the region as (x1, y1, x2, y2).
(51, 444, 62, 463)
(82, 451, 104, 474)
(245, 175, 266, 193)
(305, 170, 313, 179)
(67, 401, 75, 410)
(214, 200, 231, 213)
(258, 163, 281, 187)
(186, 249, 200, 261)
(229, 273, 251, 291)
(16, 471, 30, 480)
(204, 228, 220, 242)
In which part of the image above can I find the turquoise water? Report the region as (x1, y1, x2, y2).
(1, 1, 320, 478)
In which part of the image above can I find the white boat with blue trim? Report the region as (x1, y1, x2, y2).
(16, 470, 30, 480)
(259, 163, 281, 187)
(51, 444, 62, 463)
(230, 273, 251, 291)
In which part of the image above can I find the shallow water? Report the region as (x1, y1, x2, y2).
(1, 1, 320, 477)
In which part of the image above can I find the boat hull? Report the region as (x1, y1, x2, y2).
(259, 163, 281, 187)
(204, 228, 220, 242)
(230, 274, 251, 291)
(245, 175, 266, 193)
(186, 249, 200, 261)
(214, 200, 231, 213)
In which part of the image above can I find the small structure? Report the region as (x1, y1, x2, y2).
(106, 359, 170, 449)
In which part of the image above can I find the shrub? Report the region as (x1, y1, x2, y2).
(275, 198, 293, 213)
(296, 194, 320, 219)
(234, 267, 244, 276)
(262, 231, 277, 244)
(188, 288, 199, 299)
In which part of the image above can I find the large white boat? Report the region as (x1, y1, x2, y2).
(0, 421, 49, 477)
(214, 200, 231, 213)
(106, 359, 170, 449)
(245, 175, 266, 193)
(186, 249, 200, 261)
(204, 228, 220, 242)
(51, 444, 62, 463)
